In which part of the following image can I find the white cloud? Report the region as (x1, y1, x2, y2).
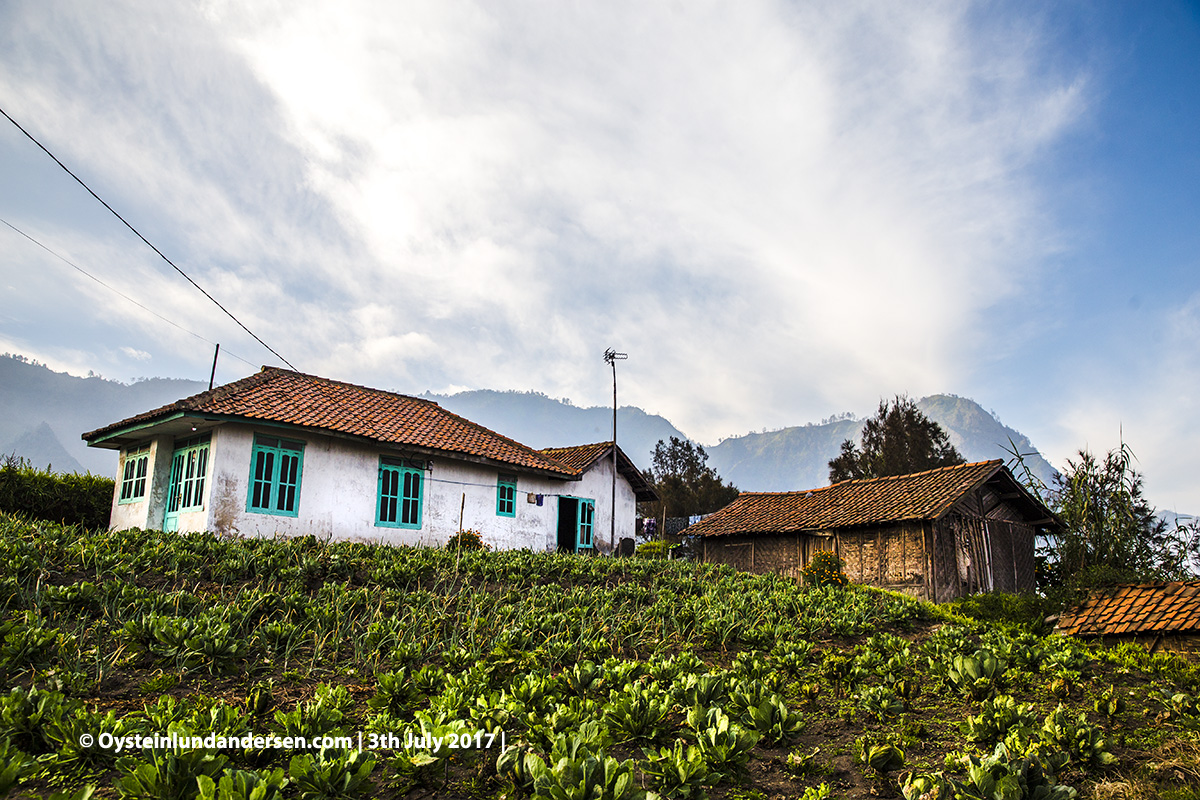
(7, 2, 1141, 488)
(119, 347, 152, 362)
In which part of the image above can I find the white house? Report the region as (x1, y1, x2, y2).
(82, 367, 657, 553)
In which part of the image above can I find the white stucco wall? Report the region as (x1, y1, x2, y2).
(108, 435, 177, 531)
(194, 423, 629, 552)
(105, 422, 639, 553)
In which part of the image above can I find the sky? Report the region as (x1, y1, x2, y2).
(1, 1, 1199, 512)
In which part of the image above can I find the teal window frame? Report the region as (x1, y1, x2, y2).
(377, 457, 423, 529)
(166, 434, 211, 514)
(246, 435, 304, 517)
(118, 445, 150, 504)
(496, 474, 517, 517)
(577, 498, 595, 550)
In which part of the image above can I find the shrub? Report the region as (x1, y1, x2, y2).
(801, 551, 848, 588)
(445, 529, 487, 551)
(0, 455, 114, 529)
(635, 540, 675, 559)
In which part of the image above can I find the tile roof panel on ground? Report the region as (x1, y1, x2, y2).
(1057, 580, 1200, 637)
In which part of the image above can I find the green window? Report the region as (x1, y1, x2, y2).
(377, 457, 423, 528)
(578, 499, 595, 549)
(118, 445, 150, 503)
(166, 435, 210, 515)
(247, 436, 304, 516)
(496, 474, 516, 517)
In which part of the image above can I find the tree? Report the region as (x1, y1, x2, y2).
(1043, 441, 1189, 588)
(828, 394, 965, 483)
(642, 436, 739, 519)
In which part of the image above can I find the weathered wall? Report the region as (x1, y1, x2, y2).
(837, 523, 929, 598)
(108, 435, 175, 531)
(702, 524, 932, 598)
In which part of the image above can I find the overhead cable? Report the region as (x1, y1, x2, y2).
(0, 104, 298, 370)
(1, 216, 258, 369)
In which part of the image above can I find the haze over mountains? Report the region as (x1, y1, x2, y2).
(1, 354, 1058, 493)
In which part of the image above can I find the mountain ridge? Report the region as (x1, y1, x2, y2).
(1, 355, 1058, 496)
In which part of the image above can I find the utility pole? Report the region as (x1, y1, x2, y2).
(603, 348, 627, 553)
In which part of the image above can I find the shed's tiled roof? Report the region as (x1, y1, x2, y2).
(1056, 581, 1200, 637)
(540, 442, 614, 473)
(688, 460, 1011, 537)
(83, 367, 576, 477)
(539, 442, 660, 503)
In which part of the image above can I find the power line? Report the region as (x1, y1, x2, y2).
(1, 216, 258, 369)
(0, 104, 298, 371)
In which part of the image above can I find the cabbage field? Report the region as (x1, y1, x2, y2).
(1, 512, 1198, 799)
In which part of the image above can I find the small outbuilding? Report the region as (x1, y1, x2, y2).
(82, 367, 657, 553)
(1056, 581, 1200, 658)
(688, 460, 1059, 602)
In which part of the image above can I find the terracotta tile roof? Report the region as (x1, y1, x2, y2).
(540, 442, 615, 473)
(83, 367, 577, 477)
(1056, 581, 1200, 637)
(539, 442, 660, 503)
(688, 460, 1024, 537)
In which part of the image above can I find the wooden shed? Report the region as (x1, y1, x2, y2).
(1056, 581, 1200, 658)
(688, 460, 1059, 602)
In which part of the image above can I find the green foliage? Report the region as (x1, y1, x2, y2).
(903, 743, 1078, 800)
(962, 695, 1038, 744)
(603, 685, 673, 743)
(642, 437, 739, 519)
(114, 739, 229, 800)
(943, 592, 1060, 635)
(0, 454, 114, 529)
(801, 550, 848, 588)
(527, 744, 649, 800)
(634, 540, 676, 559)
(641, 739, 716, 799)
(828, 394, 965, 483)
(445, 528, 487, 551)
(858, 685, 905, 722)
(690, 709, 759, 776)
(0, 739, 38, 794)
(946, 650, 1007, 700)
(196, 768, 288, 800)
(1044, 440, 1190, 588)
(288, 748, 375, 800)
(856, 736, 905, 773)
(1038, 705, 1117, 768)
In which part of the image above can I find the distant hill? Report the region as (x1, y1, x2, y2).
(705, 394, 1059, 492)
(0, 357, 1058, 500)
(421, 389, 688, 472)
(0, 355, 208, 476)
